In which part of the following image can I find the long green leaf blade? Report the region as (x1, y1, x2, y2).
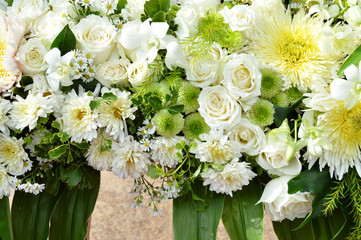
(173, 182, 224, 240)
(337, 44, 361, 78)
(0, 197, 13, 240)
(222, 178, 264, 240)
(49, 171, 100, 240)
(11, 190, 61, 240)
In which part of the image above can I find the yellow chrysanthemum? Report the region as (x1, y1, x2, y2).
(248, 7, 339, 91)
(319, 102, 361, 179)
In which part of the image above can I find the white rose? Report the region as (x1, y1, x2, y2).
(180, 0, 219, 12)
(220, 5, 254, 32)
(74, 15, 117, 64)
(222, 54, 261, 101)
(186, 43, 225, 88)
(17, 38, 48, 76)
(257, 175, 313, 222)
(227, 118, 266, 156)
(30, 11, 67, 43)
(256, 121, 302, 176)
(96, 58, 130, 88)
(127, 60, 150, 87)
(175, 4, 200, 38)
(10, 0, 49, 26)
(198, 86, 242, 129)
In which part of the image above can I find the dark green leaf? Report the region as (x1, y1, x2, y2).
(50, 25, 76, 56)
(173, 181, 224, 240)
(337, 44, 361, 78)
(0, 197, 13, 240)
(274, 97, 304, 127)
(168, 105, 184, 115)
(20, 76, 33, 86)
(147, 165, 160, 179)
(89, 100, 100, 111)
(71, 142, 90, 149)
(102, 92, 118, 101)
(159, 0, 170, 12)
(5, 0, 13, 6)
(149, 96, 163, 110)
(114, 0, 127, 14)
(144, 0, 160, 17)
(12, 190, 62, 240)
(51, 121, 61, 130)
(12, 87, 27, 99)
(222, 178, 264, 240)
(152, 11, 166, 22)
(60, 165, 83, 188)
(49, 172, 100, 240)
(287, 165, 333, 229)
(48, 145, 67, 159)
(78, 167, 100, 190)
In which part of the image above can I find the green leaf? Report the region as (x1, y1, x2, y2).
(11, 190, 62, 240)
(173, 181, 224, 240)
(192, 164, 202, 178)
(274, 97, 304, 127)
(159, 0, 170, 12)
(147, 165, 160, 179)
(89, 100, 100, 110)
(51, 121, 61, 130)
(49, 172, 100, 240)
(168, 105, 184, 115)
(48, 145, 68, 159)
(114, 0, 127, 14)
(50, 25, 76, 56)
(149, 96, 163, 111)
(337, 44, 361, 78)
(0, 197, 13, 240)
(152, 11, 166, 22)
(287, 165, 333, 229)
(20, 76, 33, 86)
(102, 92, 118, 101)
(71, 142, 90, 149)
(222, 178, 264, 240)
(60, 165, 83, 188)
(144, 0, 160, 17)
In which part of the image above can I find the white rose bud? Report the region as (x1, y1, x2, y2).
(220, 5, 254, 32)
(10, 0, 49, 26)
(30, 11, 67, 43)
(198, 86, 242, 129)
(17, 39, 48, 76)
(257, 175, 313, 222)
(127, 60, 150, 87)
(74, 15, 117, 64)
(227, 118, 266, 156)
(222, 54, 261, 101)
(96, 58, 130, 88)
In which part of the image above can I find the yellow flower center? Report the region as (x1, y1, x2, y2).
(0, 38, 15, 82)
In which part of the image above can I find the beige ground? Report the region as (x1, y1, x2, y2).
(90, 171, 277, 240)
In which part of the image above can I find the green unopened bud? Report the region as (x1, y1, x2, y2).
(183, 113, 210, 140)
(153, 109, 184, 137)
(249, 99, 275, 127)
(260, 68, 284, 99)
(177, 82, 200, 114)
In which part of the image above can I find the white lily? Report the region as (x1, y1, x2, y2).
(45, 48, 74, 91)
(330, 62, 361, 109)
(120, 18, 175, 63)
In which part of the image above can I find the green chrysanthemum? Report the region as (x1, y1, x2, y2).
(183, 113, 210, 140)
(260, 68, 284, 99)
(153, 109, 184, 137)
(177, 82, 200, 114)
(144, 82, 171, 104)
(249, 99, 275, 127)
(284, 87, 304, 105)
(270, 93, 288, 107)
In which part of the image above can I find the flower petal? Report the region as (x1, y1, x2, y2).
(344, 64, 359, 83)
(150, 22, 169, 39)
(330, 78, 354, 100)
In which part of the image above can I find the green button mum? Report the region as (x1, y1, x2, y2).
(153, 109, 184, 137)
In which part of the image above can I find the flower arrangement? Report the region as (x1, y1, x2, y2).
(0, 0, 361, 239)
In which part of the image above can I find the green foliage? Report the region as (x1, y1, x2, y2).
(0, 197, 13, 240)
(142, 0, 171, 22)
(50, 25, 76, 56)
(337, 44, 361, 78)
(274, 97, 304, 127)
(113, 0, 128, 14)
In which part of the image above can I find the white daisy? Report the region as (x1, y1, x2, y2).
(0, 133, 30, 176)
(60, 88, 99, 143)
(191, 129, 242, 165)
(97, 88, 137, 141)
(18, 182, 45, 195)
(9, 92, 54, 130)
(150, 136, 185, 167)
(112, 138, 150, 179)
(85, 131, 115, 171)
(201, 159, 257, 196)
(0, 98, 11, 134)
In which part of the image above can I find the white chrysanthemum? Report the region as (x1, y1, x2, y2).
(0, 171, 14, 198)
(248, 6, 339, 91)
(0, 98, 11, 134)
(60, 89, 99, 143)
(202, 159, 256, 196)
(0, 134, 30, 176)
(97, 88, 137, 141)
(9, 92, 54, 130)
(317, 101, 361, 179)
(191, 129, 242, 165)
(150, 136, 185, 167)
(86, 132, 115, 171)
(112, 139, 150, 179)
